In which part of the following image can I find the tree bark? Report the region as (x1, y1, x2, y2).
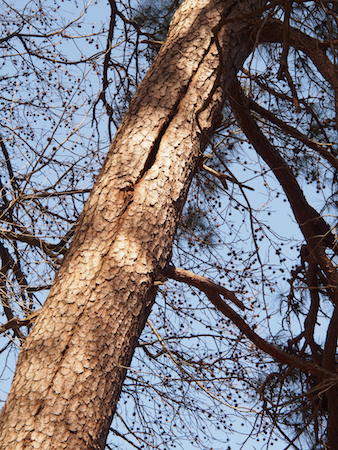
(0, 1, 267, 448)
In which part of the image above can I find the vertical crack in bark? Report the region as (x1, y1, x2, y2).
(136, 37, 216, 185)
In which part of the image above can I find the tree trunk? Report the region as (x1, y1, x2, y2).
(0, 1, 266, 448)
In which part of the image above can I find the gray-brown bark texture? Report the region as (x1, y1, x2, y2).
(0, 1, 267, 448)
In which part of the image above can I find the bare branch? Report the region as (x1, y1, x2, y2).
(0, 310, 40, 335)
(163, 265, 247, 311)
(248, 99, 338, 170)
(203, 289, 335, 379)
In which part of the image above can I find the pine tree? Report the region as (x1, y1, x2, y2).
(0, 0, 336, 448)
